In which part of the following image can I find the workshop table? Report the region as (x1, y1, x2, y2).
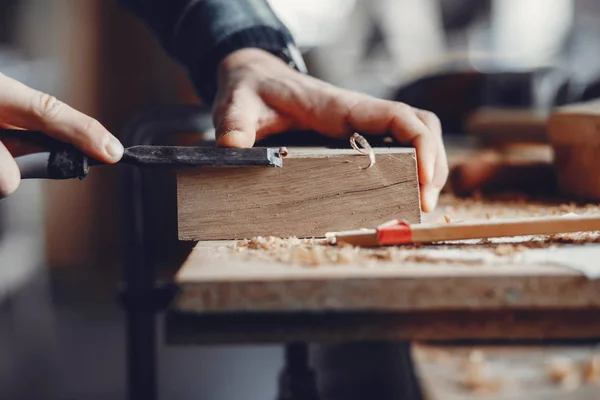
(116, 106, 600, 399)
(163, 194, 600, 399)
(166, 194, 600, 343)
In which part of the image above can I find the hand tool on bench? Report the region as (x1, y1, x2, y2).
(326, 214, 600, 247)
(0, 128, 282, 180)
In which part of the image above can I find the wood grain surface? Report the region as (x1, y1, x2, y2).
(176, 148, 420, 240)
(412, 343, 600, 400)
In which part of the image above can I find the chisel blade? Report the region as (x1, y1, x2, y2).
(119, 146, 283, 168)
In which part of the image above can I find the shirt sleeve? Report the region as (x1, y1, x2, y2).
(119, 0, 297, 103)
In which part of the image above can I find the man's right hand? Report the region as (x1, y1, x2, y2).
(0, 73, 124, 198)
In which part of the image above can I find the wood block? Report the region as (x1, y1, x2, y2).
(466, 107, 549, 147)
(176, 148, 420, 240)
(547, 100, 600, 200)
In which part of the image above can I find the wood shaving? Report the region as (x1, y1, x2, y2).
(547, 357, 581, 390)
(493, 244, 527, 256)
(583, 355, 600, 383)
(278, 147, 288, 157)
(457, 351, 501, 394)
(350, 133, 376, 169)
(444, 215, 454, 223)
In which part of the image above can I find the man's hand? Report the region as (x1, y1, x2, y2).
(213, 49, 448, 212)
(0, 73, 123, 198)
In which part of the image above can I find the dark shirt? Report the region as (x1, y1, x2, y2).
(119, 0, 296, 104)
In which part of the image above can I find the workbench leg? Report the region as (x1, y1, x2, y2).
(312, 342, 423, 400)
(124, 166, 158, 400)
(126, 310, 156, 400)
(277, 342, 320, 400)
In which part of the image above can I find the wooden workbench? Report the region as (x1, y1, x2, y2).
(166, 194, 600, 344)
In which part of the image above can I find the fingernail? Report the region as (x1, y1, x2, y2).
(105, 136, 124, 161)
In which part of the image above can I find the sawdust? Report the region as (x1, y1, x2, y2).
(583, 355, 600, 384)
(547, 357, 578, 387)
(546, 354, 600, 389)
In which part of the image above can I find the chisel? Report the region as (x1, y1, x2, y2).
(0, 128, 283, 180)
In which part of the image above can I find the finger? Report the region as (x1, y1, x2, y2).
(255, 107, 297, 142)
(0, 141, 21, 198)
(0, 73, 122, 163)
(413, 108, 448, 212)
(214, 88, 262, 148)
(260, 79, 437, 185)
(343, 95, 437, 186)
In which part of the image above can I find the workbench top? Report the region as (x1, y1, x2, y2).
(165, 194, 600, 344)
(173, 194, 600, 313)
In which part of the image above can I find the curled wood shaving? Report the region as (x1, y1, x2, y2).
(278, 147, 289, 157)
(350, 133, 376, 169)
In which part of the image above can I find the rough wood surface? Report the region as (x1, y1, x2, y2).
(176, 148, 420, 240)
(173, 195, 600, 313)
(412, 343, 600, 400)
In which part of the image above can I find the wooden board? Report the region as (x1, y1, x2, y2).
(176, 148, 420, 240)
(412, 344, 600, 400)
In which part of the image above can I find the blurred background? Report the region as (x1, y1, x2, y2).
(1, 0, 600, 399)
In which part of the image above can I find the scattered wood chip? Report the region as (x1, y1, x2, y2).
(547, 357, 581, 390)
(583, 354, 600, 383)
(493, 244, 526, 256)
(444, 214, 454, 223)
(457, 350, 502, 394)
(350, 133, 376, 169)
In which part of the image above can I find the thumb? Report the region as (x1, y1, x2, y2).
(214, 90, 261, 148)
